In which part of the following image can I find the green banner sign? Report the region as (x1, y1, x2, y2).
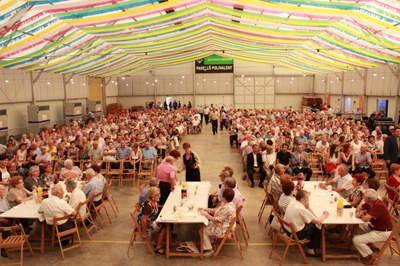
(203, 54, 233, 65)
(195, 54, 234, 73)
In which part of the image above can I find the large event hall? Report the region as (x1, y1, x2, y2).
(0, 0, 399, 265)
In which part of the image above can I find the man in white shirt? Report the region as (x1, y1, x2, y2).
(284, 190, 329, 256)
(318, 164, 353, 198)
(35, 146, 52, 165)
(89, 141, 103, 162)
(38, 184, 77, 232)
(65, 180, 86, 218)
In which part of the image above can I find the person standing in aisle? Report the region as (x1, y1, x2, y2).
(198, 106, 204, 125)
(220, 107, 228, 131)
(203, 105, 210, 125)
(179, 143, 201, 182)
(210, 108, 219, 135)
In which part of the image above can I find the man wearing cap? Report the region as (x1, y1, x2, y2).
(383, 126, 400, 171)
(353, 189, 392, 265)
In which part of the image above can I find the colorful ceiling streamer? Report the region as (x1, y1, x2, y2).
(0, 0, 399, 77)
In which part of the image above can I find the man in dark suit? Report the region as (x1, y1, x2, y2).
(247, 144, 266, 188)
(383, 127, 400, 172)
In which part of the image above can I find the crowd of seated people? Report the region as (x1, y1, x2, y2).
(223, 107, 397, 264)
(222, 107, 393, 186)
(0, 108, 202, 184)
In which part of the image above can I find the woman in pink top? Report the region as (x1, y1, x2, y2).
(156, 156, 176, 205)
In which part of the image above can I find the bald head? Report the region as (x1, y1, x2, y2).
(51, 184, 64, 199)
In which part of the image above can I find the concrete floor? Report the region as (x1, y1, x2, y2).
(5, 123, 399, 265)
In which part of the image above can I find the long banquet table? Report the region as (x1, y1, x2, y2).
(303, 181, 367, 261)
(156, 181, 210, 259)
(0, 181, 82, 254)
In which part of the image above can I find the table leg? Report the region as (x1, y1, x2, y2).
(41, 221, 45, 254)
(322, 224, 326, 262)
(199, 224, 204, 260)
(166, 223, 170, 259)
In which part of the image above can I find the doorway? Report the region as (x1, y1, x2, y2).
(377, 99, 388, 117)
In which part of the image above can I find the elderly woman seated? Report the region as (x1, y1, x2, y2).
(199, 188, 236, 257)
(137, 187, 166, 255)
(60, 159, 82, 180)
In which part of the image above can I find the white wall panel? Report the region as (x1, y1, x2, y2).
(366, 65, 398, 96)
(275, 95, 303, 109)
(195, 73, 233, 95)
(314, 75, 327, 94)
(65, 75, 88, 99)
(275, 76, 313, 94)
(105, 77, 118, 97)
(343, 70, 365, 95)
(34, 72, 64, 101)
(326, 73, 342, 94)
(0, 68, 32, 103)
(118, 96, 154, 107)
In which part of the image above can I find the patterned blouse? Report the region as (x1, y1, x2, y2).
(348, 186, 363, 207)
(137, 201, 159, 236)
(204, 201, 236, 238)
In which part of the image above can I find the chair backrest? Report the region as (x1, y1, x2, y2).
(76, 198, 91, 220)
(130, 208, 143, 235)
(92, 191, 104, 203)
(0, 224, 25, 241)
(52, 214, 77, 235)
(384, 183, 399, 203)
(272, 208, 301, 242)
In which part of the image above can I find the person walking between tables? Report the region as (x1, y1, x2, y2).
(179, 143, 201, 182)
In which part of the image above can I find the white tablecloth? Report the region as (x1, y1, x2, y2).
(156, 181, 210, 225)
(303, 181, 366, 225)
(0, 181, 82, 219)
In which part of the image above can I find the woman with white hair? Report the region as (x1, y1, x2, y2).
(353, 189, 393, 265)
(60, 159, 82, 180)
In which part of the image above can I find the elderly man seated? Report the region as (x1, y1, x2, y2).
(318, 165, 353, 198)
(283, 190, 329, 256)
(24, 165, 46, 192)
(82, 168, 104, 207)
(291, 144, 313, 181)
(354, 145, 376, 179)
(60, 159, 82, 180)
(208, 168, 232, 208)
(353, 189, 393, 265)
(65, 179, 86, 218)
(38, 184, 77, 232)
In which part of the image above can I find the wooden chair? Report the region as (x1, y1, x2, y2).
(383, 183, 400, 215)
(127, 208, 155, 255)
(371, 159, 388, 180)
(76, 198, 98, 239)
(102, 180, 119, 218)
(98, 160, 108, 176)
(269, 209, 309, 265)
(121, 159, 136, 186)
(309, 155, 325, 180)
(90, 192, 112, 229)
(51, 215, 83, 260)
(374, 215, 400, 262)
(236, 205, 250, 246)
(136, 159, 154, 187)
(0, 224, 33, 266)
(258, 181, 273, 222)
(106, 160, 123, 187)
(212, 217, 243, 260)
